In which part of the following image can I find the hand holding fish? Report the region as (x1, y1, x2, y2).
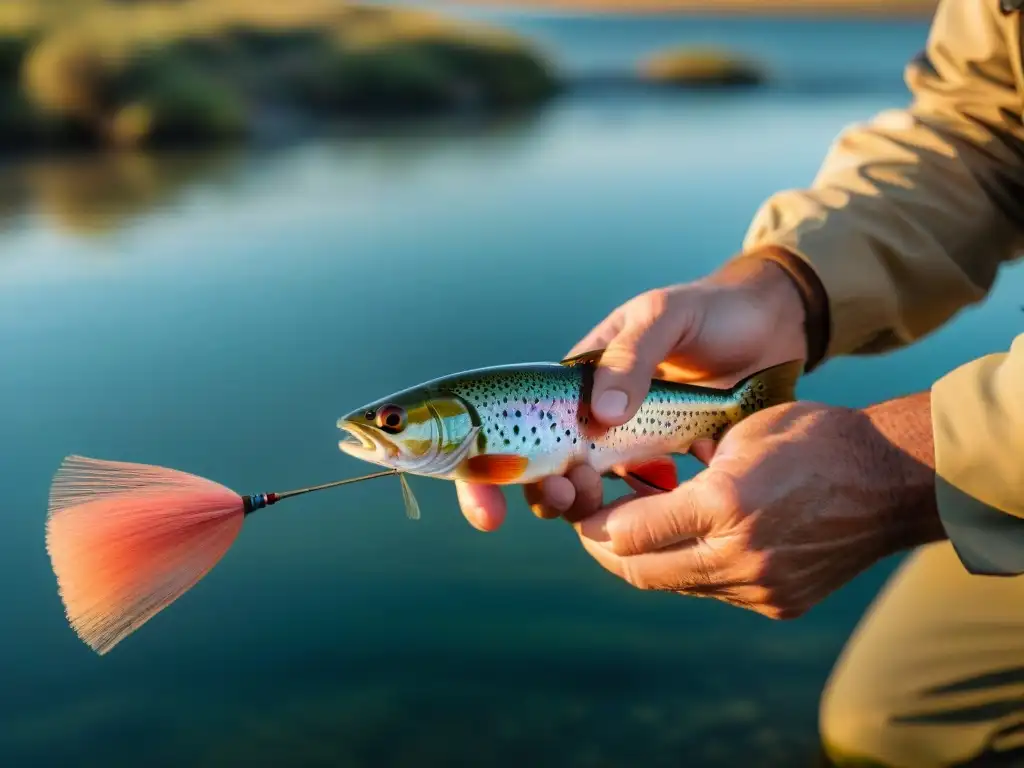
(455, 255, 809, 530)
(572, 396, 945, 618)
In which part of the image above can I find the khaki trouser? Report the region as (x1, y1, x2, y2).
(820, 543, 1024, 767)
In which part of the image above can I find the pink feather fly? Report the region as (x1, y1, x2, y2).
(45, 455, 399, 655)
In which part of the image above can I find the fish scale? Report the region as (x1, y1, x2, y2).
(338, 355, 803, 490)
(448, 365, 742, 481)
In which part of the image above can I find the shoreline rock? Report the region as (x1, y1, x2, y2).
(639, 48, 766, 88)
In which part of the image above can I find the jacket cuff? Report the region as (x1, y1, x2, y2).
(742, 190, 902, 361)
(931, 339, 1024, 576)
(734, 245, 831, 372)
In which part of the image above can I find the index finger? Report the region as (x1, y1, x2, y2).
(577, 532, 719, 593)
(564, 312, 624, 360)
(455, 481, 507, 532)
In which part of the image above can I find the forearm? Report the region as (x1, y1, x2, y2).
(860, 392, 947, 554)
(737, 0, 1024, 367)
(851, 334, 1024, 576)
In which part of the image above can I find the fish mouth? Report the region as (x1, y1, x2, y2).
(337, 420, 389, 463)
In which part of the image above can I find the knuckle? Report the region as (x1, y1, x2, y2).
(601, 342, 641, 375)
(530, 503, 562, 520)
(760, 581, 804, 620)
(614, 518, 658, 557)
(761, 603, 806, 621)
(703, 469, 743, 516)
(689, 540, 715, 586)
(640, 287, 672, 318)
(521, 482, 544, 507)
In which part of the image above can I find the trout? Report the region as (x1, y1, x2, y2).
(337, 350, 802, 493)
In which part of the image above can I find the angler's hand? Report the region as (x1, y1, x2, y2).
(455, 253, 809, 531)
(572, 397, 946, 618)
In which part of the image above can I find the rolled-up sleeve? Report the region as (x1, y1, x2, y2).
(743, 0, 1024, 359)
(741, 0, 1024, 575)
(931, 334, 1024, 576)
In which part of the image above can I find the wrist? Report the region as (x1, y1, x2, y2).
(721, 246, 830, 371)
(714, 254, 810, 365)
(861, 393, 946, 552)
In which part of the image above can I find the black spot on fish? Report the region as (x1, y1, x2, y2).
(565, 429, 571, 436)
(535, 438, 541, 446)
(503, 410, 508, 418)
(515, 410, 522, 418)
(504, 439, 511, 446)
(556, 437, 561, 442)
(513, 425, 520, 435)
(550, 423, 556, 431)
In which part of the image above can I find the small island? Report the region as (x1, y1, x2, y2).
(0, 0, 560, 152)
(639, 47, 766, 88)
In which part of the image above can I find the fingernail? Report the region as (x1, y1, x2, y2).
(594, 389, 628, 420)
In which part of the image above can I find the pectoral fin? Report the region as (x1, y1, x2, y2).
(399, 473, 421, 520)
(463, 454, 530, 484)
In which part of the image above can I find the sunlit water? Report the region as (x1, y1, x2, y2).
(3, 12, 1023, 768)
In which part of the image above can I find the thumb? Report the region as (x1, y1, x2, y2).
(590, 297, 696, 426)
(576, 471, 717, 557)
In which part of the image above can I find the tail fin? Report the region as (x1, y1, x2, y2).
(733, 359, 803, 414)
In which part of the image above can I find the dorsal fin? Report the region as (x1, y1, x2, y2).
(559, 348, 605, 367)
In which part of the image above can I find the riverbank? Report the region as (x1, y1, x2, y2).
(0, 0, 559, 152)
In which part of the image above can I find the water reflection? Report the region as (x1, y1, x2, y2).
(8, 150, 245, 236)
(0, 109, 561, 241)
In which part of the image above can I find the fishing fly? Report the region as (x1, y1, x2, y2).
(45, 351, 802, 655)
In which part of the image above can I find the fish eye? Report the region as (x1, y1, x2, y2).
(375, 404, 407, 434)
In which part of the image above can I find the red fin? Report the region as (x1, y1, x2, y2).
(627, 457, 677, 493)
(464, 454, 529, 484)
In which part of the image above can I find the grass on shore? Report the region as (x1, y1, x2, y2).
(0, 0, 559, 150)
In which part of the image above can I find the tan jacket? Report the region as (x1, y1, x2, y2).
(742, 0, 1024, 575)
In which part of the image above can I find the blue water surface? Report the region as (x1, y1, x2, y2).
(3, 10, 1022, 768)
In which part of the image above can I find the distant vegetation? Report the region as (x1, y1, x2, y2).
(639, 48, 765, 87)
(456, 0, 937, 16)
(0, 0, 559, 151)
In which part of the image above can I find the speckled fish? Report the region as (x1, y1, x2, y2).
(337, 351, 802, 512)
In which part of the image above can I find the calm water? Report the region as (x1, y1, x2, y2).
(3, 12, 1023, 768)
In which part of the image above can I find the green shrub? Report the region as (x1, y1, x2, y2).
(640, 47, 766, 87)
(4, 0, 559, 150)
(111, 64, 247, 147)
